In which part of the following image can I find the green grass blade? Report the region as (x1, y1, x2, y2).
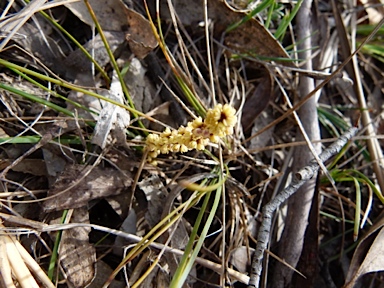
(48, 210, 68, 280)
(350, 170, 384, 204)
(352, 177, 361, 241)
(0, 59, 146, 118)
(360, 43, 384, 63)
(318, 106, 351, 132)
(0, 83, 74, 116)
(226, 0, 274, 32)
(170, 173, 224, 287)
(265, 1, 276, 29)
(9, 68, 97, 115)
(356, 25, 384, 36)
(0, 136, 83, 145)
(274, 0, 303, 40)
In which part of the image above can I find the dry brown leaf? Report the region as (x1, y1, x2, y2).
(230, 246, 253, 273)
(43, 164, 132, 212)
(57, 208, 96, 288)
(248, 108, 274, 151)
(65, 0, 129, 31)
(1, 22, 67, 75)
(0, 0, 48, 52)
(124, 57, 158, 114)
(88, 261, 124, 288)
(42, 147, 68, 178)
(344, 213, 384, 287)
(64, 31, 125, 78)
(65, 0, 157, 59)
(212, 1, 291, 63)
(159, 0, 291, 63)
(241, 70, 273, 132)
(139, 174, 168, 227)
(113, 209, 137, 256)
(123, 6, 158, 59)
(8, 159, 48, 176)
(16, 23, 66, 71)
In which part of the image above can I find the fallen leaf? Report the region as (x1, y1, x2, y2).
(42, 147, 67, 178)
(43, 164, 132, 212)
(0, 22, 67, 77)
(138, 174, 168, 228)
(344, 213, 384, 287)
(87, 261, 124, 288)
(123, 6, 158, 59)
(248, 109, 275, 151)
(57, 207, 96, 288)
(230, 246, 253, 273)
(65, 0, 157, 59)
(212, 1, 291, 64)
(159, 0, 291, 64)
(64, 31, 125, 78)
(7, 159, 47, 176)
(124, 57, 159, 114)
(241, 69, 273, 132)
(65, 0, 128, 31)
(113, 209, 137, 256)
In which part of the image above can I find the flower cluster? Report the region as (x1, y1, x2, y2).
(146, 104, 237, 163)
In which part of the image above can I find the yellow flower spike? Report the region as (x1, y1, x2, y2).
(145, 104, 237, 162)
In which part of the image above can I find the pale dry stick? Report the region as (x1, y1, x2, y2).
(0, 1, 14, 20)
(0, 234, 15, 288)
(12, 237, 55, 288)
(0, 0, 47, 51)
(3, 234, 40, 288)
(0, 0, 80, 20)
(247, 127, 358, 288)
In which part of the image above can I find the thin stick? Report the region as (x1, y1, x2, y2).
(248, 127, 358, 288)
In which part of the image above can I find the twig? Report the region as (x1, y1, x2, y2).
(248, 127, 358, 288)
